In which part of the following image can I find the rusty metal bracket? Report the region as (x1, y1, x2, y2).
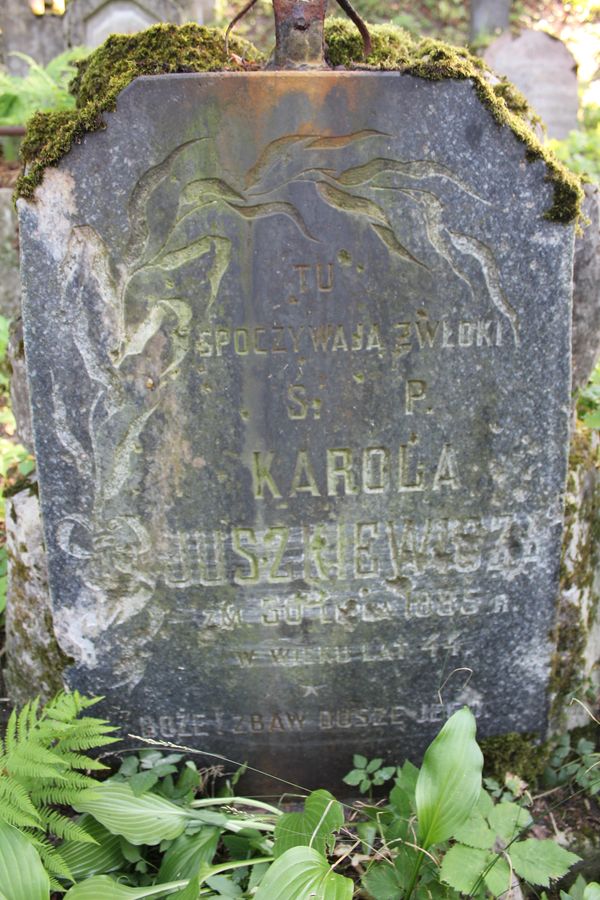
(225, 0, 371, 68)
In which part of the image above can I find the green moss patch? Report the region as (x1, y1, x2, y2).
(481, 732, 549, 784)
(16, 24, 264, 200)
(17, 19, 582, 223)
(324, 19, 582, 224)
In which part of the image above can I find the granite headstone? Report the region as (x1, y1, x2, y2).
(0, 0, 215, 75)
(470, 0, 510, 41)
(484, 30, 579, 140)
(19, 72, 574, 788)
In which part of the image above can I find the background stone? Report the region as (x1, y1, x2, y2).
(484, 30, 579, 140)
(572, 183, 600, 392)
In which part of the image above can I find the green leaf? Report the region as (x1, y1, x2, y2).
(0, 820, 50, 900)
(389, 760, 419, 817)
(158, 828, 220, 881)
(366, 758, 383, 774)
(488, 802, 532, 842)
(451, 809, 495, 849)
(510, 839, 580, 887)
(362, 861, 403, 899)
(254, 847, 353, 900)
(415, 707, 483, 848)
(58, 814, 124, 879)
(73, 782, 189, 845)
(342, 769, 364, 786)
(475, 788, 494, 817)
(353, 754, 367, 768)
(360, 778, 371, 793)
(483, 854, 513, 896)
(63, 877, 189, 899)
(440, 844, 489, 894)
(584, 884, 600, 900)
(273, 790, 344, 858)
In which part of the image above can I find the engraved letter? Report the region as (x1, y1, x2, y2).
(327, 449, 357, 496)
(252, 451, 282, 499)
(433, 444, 459, 491)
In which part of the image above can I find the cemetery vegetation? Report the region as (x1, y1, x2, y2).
(14, 20, 583, 224)
(0, 697, 595, 898)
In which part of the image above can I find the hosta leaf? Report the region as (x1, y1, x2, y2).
(510, 839, 580, 887)
(274, 790, 344, 858)
(415, 707, 483, 848)
(254, 847, 353, 900)
(73, 782, 189, 845)
(63, 877, 188, 899)
(58, 815, 124, 879)
(488, 802, 532, 842)
(158, 828, 220, 882)
(0, 820, 50, 900)
(440, 844, 489, 895)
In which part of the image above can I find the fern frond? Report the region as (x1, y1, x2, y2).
(25, 831, 75, 882)
(3, 710, 17, 754)
(0, 776, 42, 828)
(29, 786, 92, 807)
(38, 807, 97, 844)
(54, 751, 109, 772)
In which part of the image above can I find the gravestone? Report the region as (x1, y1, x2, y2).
(0, 0, 215, 75)
(470, 0, 510, 41)
(484, 30, 579, 140)
(18, 71, 574, 788)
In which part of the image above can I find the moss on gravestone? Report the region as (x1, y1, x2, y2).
(16, 20, 582, 221)
(324, 19, 582, 224)
(480, 732, 549, 784)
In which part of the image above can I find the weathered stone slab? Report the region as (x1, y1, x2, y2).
(484, 30, 579, 140)
(572, 183, 600, 392)
(0, 0, 214, 75)
(19, 73, 573, 788)
(470, 0, 510, 41)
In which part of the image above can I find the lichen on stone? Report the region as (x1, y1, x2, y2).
(16, 18, 583, 224)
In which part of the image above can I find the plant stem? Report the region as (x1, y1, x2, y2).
(404, 849, 425, 900)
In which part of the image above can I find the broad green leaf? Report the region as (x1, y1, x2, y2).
(63, 877, 189, 899)
(0, 820, 50, 900)
(59, 814, 124, 879)
(169, 875, 200, 900)
(475, 788, 494, 817)
(567, 874, 589, 900)
(390, 760, 419, 817)
(205, 874, 243, 896)
(452, 809, 495, 850)
(73, 782, 190, 845)
(158, 828, 220, 882)
(415, 707, 483, 848)
(510, 839, 580, 887)
(488, 802, 532, 842)
(362, 861, 403, 899)
(366, 758, 383, 774)
(353, 754, 367, 768)
(584, 884, 600, 900)
(440, 844, 489, 894)
(342, 769, 364, 786)
(273, 790, 344, 858)
(483, 854, 513, 896)
(254, 846, 353, 900)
